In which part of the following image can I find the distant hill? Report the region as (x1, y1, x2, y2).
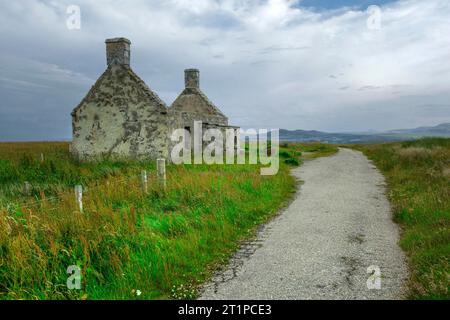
(386, 123, 450, 137)
(280, 123, 450, 144)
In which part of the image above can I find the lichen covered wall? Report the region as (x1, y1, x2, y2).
(71, 38, 238, 161)
(71, 65, 169, 160)
(171, 88, 228, 125)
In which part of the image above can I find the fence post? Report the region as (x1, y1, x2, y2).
(156, 158, 166, 189)
(40, 153, 45, 163)
(140, 170, 148, 194)
(23, 181, 31, 196)
(74, 185, 83, 213)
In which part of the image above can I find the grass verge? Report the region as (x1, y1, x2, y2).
(354, 138, 450, 299)
(0, 141, 334, 299)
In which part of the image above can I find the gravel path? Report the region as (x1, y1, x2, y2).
(200, 148, 408, 300)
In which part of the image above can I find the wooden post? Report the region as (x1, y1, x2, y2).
(74, 185, 83, 213)
(140, 170, 148, 194)
(23, 181, 31, 195)
(40, 153, 45, 163)
(156, 158, 166, 188)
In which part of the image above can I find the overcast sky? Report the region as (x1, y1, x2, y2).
(0, 0, 449, 141)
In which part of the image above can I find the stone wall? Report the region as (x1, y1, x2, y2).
(71, 64, 169, 160)
(71, 38, 239, 162)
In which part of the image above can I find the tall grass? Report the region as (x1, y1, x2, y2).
(355, 138, 450, 299)
(0, 142, 154, 204)
(0, 141, 319, 299)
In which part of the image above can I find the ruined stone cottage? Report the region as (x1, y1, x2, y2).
(70, 38, 238, 161)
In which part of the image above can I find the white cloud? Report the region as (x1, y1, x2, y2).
(0, 0, 449, 140)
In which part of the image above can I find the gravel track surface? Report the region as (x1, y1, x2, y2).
(200, 148, 408, 300)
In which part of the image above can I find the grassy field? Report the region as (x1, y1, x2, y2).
(0, 141, 336, 300)
(354, 138, 450, 299)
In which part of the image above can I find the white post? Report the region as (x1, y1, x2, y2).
(40, 153, 45, 163)
(140, 170, 148, 194)
(23, 181, 31, 195)
(74, 185, 83, 213)
(156, 158, 166, 188)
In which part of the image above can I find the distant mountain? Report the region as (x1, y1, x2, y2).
(279, 123, 450, 144)
(386, 123, 450, 137)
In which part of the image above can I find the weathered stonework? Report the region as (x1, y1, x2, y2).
(168, 69, 239, 152)
(71, 38, 238, 161)
(106, 38, 131, 66)
(171, 69, 228, 127)
(184, 68, 200, 89)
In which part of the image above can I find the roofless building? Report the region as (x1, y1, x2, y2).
(71, 38, 237, 160)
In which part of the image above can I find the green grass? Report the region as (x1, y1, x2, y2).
(281, 141, 338, 159)
(0, 141, 335, 300)
(0, 142, 155, 205)
(354, 138, 450, 299)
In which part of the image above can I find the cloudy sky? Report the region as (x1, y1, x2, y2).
(0, 0, 449, 141)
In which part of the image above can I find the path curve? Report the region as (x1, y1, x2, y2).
(200, 148, 408, 300)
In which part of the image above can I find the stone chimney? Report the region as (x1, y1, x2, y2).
(185, 68, 200, 89)
(105, 38, 131, 67)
